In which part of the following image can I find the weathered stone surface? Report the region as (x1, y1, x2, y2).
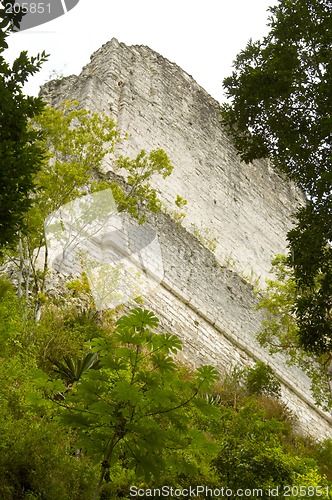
(40, 39, 332, 437)
(40, 37, 306, 281)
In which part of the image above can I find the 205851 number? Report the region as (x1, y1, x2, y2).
(5, 3, 51, 14)
(283, 486, 329, 497)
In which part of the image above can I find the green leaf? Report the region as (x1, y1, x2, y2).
(194, 365, 220, 392)
(116, 308, 159, 331)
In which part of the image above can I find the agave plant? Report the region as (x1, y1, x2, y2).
(54, 352, 100, 385)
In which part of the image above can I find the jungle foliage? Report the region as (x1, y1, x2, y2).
(0, 277, 331, 499)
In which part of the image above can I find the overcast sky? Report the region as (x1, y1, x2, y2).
(4, 0, 274, 102)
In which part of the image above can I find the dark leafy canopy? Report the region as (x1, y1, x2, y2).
(222, 0, 332, 355)
(0, 1, 48, 252)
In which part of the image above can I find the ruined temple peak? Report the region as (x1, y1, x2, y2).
(41, 36, 217, 116)
(85, 36, 199, 87)
(40, 39, 306, 280)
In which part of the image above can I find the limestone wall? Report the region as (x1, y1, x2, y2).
(40, 39, 331, 438)
(40, 38, 306, 282)
(147, 213, 332, 438)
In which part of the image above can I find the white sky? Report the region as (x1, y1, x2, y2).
(4, 0, 274, 103)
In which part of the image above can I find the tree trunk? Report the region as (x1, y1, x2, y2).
(93, 434, 118, 500)
(327, 353, 332, 404)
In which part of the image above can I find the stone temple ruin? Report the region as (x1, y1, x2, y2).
(40, 38, 332, 437)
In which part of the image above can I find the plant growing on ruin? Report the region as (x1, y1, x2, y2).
(192, 223, 219, 252)
(165, 194, 188, 224)
(112, 149, 174, 223)
(222, 0, 332, 359)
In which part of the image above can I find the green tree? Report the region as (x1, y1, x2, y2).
(222, 0, 332, 356)
(256, 255, 332, 408)
(290, 469, 332, 500)
(244, 361, 281, 399)
(10, 102, 118, 319)
(9, 101, 174, 319)
(203, 354, 332, 498)
(0, 1, 48, 253)
(212, 400, 318, 498)
(60, 308, 219, 499)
